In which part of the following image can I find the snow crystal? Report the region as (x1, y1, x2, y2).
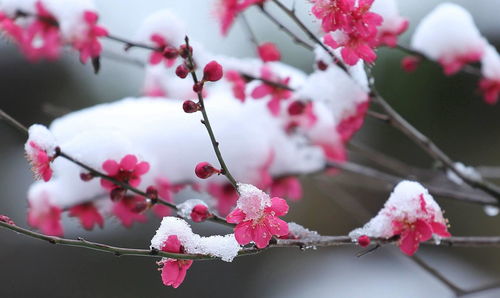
(150, 217, 240, 262)
(446, 162, 481, 186)
(411, 3, 487, 62)
(349, 180, 446, 239)
(484, 205, 499, 217)
(288, 222, 320, 239)
(177, 199, 208, 219)
(236, 183, 271, 221)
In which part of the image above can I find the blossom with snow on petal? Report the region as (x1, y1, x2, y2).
(410, 3, 487, 76)
(156, 235, 193, 288)
(177, 199, 210, 222)
(370, 0, 408, 47)
(25, 124, 58, 182)
(349, 180, 451, 256)
(479, 45, 500, 105)
(226, 183, 289, 248)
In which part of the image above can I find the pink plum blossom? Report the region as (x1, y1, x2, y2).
(439, 51, 483, 76)
(225, 70, 247, 101)
(479, 78, 500, 105)
(258, 42, 281, 62)
(311, 0, 354, 33)
(208, 182, 239, 216)
(68, 202, 104, 230)
(28, 194, 63, 236)
(226, 185, 289, 248)
(149, 34, 179, 67)
(251, 67, 293, 116)
(336, 101, 369, 142)
(215, 0, 266, 35)
(376, 19, 408, 47)
(112, 196, 148, 228)
(26, 141, 54, 182)
(157, 235, 193, 288)
(100, 154, 150, 192)
(72, 11, 108, 64)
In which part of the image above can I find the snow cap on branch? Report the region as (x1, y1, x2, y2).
(349, 180, 451, 256)
(151, 217, 240, 262)
(411, 3, 487, 75)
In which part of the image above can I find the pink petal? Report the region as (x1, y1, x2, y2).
(431, 222, 451, 238)
(251, 85, 271, 99)
(234, 221, 253, 246)
(268, 197, 289, 216)
(415, 219, 433, 242)
(226, 208, 246, 223)
(120, 154, 138, 171)
(102, 160, 119, 175)
(398, 230, 419, 256)
(252, 223, 272, 248)
(134, 161, 150, 175)
(264, 216, 289, 237)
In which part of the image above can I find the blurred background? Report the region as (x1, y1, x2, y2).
(1, 0, 500, 297)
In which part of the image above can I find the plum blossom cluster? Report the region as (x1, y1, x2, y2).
(349, 181, 451, 256)
(227, 184, 289, 248)
(408, 3, 500, 105)
(151, 217, 240, 288)
(312, 0, 404, 65)
(0, 0, 107, 63)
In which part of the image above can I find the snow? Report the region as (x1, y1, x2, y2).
(177, 199, 208, 219)
(150, 217, 240, 262)
(349, 181, 447, 239)
(0, 0, 97, 42)
(411, 3, 487, 62)
(484, 205, 499, 217)
(288, 222, 320, 239)
(25, 124, 57, 156)
(481, 45, 500, 80)
(371, 0, 406, 34)
(236, 183, 271, 221)
(446, 162, 482, 186)
(134, 9, 187, 48)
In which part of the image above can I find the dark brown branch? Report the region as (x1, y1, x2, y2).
(411, 255, 466, 296)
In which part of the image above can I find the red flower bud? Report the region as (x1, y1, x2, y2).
(179, 44, 193, 59)
(203, 61, 223, 82)
(0, 215, 15, 225)
(80, 172, 94, 181)
(288, 101, 306, 115)
(258, 42, 281, 62)
(195, 162, 219, 179)
(190, 204, 210, 222)
(357, 235, 371, 247)
(163, 47, 179, 59)
(317, 60, 328, 71)
(176, 64, 190, 79)
(183, 100, 200, 113)
(401, 56, 420, 73)
(146, 186, 158, 200)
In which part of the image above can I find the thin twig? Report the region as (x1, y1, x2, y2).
(183, 36, 239, 190)
(411, 255, 466, 296)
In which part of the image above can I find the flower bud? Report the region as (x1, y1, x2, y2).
(202, 61, 223, 82)
(288, 101, 306, 115)
(357, 235, 371, 247)
(182, 100, 200, 113)
(190, 204, 210, 222)
(401, 56, 420, 72)
(163, 47, 179, 59)
(193, 82, 204, 93)
(80, 172, 94, 181)
(258, 42, 281, 62)
(179, 44, 193, 59)
(195, 162, 219, 179)
(175, 64, 190, 79)
(317, 60, 328, 71)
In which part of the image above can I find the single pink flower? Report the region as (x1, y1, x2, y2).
(148, 34, 178, 67)
(100, 154, 150, 191)
(227, 196, 289, 248)
(391, 194, 451, 256)
(401, 56, 420, 72)
(479, 78, 500, 105)
(68, 202, 104, 230)
(26, 141, 54, 182)
(324, 32, 377, 65)
(72, 11, 108, 64)
(270, 177, 302, 201)
(28, 195, 63, 236)
(377, 19, 409, 48)
(215, 0, 265, 35)
(207, 182, 239, 216)
(438, 50, 483, 76)
(345, 0, 382, 37)
(258, 42, 281, 62)
(22, 1, 62, 61)
(251, 67, 293, 116)
(158, 235, 193, 288)
(225, 70, 247, 101)
(112, 196, 148, 228)
(336, 100, 369, 142)
(311, 0, 354, 33)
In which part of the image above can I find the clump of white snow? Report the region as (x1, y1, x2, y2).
(349, 181, 447, 239)
(134, 9, 186, 48)
(287, 222, 320, 239)
(25, 124, 58, 156)
(481, 45, 500, 80)
(177, 199, 208, 219)
(411, 3, 487, 63)
(236, 183, 271, 221)
(150, 217, 240, 262)
(446, 162, 482, 186)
